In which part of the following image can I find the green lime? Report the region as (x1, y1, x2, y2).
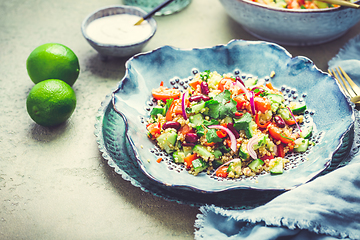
(26, 43, 80, 86)
(26, 79, 77, 127)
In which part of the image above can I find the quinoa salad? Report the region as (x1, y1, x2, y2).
(146, 70, 313, 179)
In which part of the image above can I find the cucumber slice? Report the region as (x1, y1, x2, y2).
(291, 102, 307, 114)
(227, 160, 242, 175)
(191, 101, 206, 114)
(300, 125, 313, 139)
(189, 113, 204, 126)
(248, 159, 264, 172)
(270, 160, 284, 174)
(192, 158, 208, 173)
(173, 151, 185, 163)
(156, 130, 178, 154)
(267, 94, 284, 104)
(244, 77, 258, 87)
(193, 144, 213, 160)
(294, 139, 309, 153)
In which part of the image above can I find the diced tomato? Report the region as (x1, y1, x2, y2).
(204, 141, 216, 147)
(215, 165, 229, 178)
(218, 77, 235, 92)
(216, 130, 227, 138)
(165, 99, 182, 121)
(284, 117, 299, 126)
(233, 95, 247, 110)
(224, 139, 232, 149)
(266, 82, 274, 90)
(277, 143, 285, 158)
(260, 154, 274, 161)
(268, 123, 295, 144)
(184, 153, 198, 169)
(179, 124, 193, 135)
(189, 80, 202, 90)
(152, 86, 181, 101)
(147, 122, 161, 138)
(254, 96, 271, 113)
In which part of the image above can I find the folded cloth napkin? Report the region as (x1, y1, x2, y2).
(194, 34, 360, 240)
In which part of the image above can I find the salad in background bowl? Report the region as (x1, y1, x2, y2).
(111, 39, 355, 193)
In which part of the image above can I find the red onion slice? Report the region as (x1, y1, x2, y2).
(247, 135, 259, 159)
(182, 91, 188, 120)
(208, 125, 237, 152)
(249, 91, 256, 115)
(287, 106, 302, 132)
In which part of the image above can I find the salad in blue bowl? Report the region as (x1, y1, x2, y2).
(109, 39, 355, 194)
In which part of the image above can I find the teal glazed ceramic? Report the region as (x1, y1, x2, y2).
(81, 5, 157, 57)
(219, 0, 360, 46)
(110, 40, 355, 194)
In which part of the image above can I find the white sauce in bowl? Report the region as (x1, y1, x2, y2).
(86, 14, 153, 45)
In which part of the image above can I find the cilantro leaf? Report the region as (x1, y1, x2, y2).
(206, 128, 223, 143)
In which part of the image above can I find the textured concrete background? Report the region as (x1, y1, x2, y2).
(1, 0, 360, 239)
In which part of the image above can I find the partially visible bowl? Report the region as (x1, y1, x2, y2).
(81, 5, 157, 58)
(219, 0, 360, 46)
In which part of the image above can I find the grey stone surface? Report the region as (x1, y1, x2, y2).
(1, 0, 360, 239)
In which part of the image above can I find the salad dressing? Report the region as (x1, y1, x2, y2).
(86, 14, 152, 45)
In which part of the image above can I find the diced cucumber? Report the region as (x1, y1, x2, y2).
(173, 151, 185, 163)
(156, 130, 178, 154)
(294, 138, 309, 153)
(278, 107, 290, 120)
(248, 159, 264, 172)
(290, 102, 307, 115)
(238, 144, 249, 160)
(271, 102, 280, 112)
(270, 159, 284, 174)
(191, 101, 206, 114)
(244, 77, 258, 87)
(150, 107, 165, 116)
(267, 94, 284, 104)
(189, 113, 204, 126)
(193, 144, 213, 160)
(227, 160, 242, 175)
(192, 158, 208, 173)
(244, 120, 257, 139)
(300, 125, 313, 139)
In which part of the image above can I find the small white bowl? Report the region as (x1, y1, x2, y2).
(81, 5, 157, 57)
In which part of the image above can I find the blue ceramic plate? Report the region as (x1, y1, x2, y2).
(110, 39, 355, 193)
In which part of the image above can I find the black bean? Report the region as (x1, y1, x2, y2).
(274, 115, 286, 128)
(162, 121, 181, 130)
(185, 133, 198, 143)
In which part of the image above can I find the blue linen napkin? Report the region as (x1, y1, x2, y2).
(194, 34, 360, 240)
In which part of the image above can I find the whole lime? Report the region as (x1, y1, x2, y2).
(26, 43, 80, 86)
(26, 79, 77, 127)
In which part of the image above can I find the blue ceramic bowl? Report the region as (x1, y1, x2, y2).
(111, 39, 355, 193)
(219, 0, 360, 46)
(81, 5, 157, 58)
